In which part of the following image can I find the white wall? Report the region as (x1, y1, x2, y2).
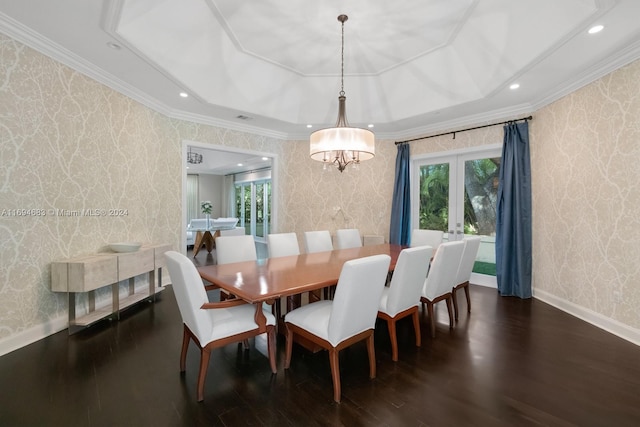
(196, 173, 224, 218)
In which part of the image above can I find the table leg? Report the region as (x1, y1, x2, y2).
(253, 302, 267, 331)
(203, 231, 214, 253)
(193, 231, 204, 257)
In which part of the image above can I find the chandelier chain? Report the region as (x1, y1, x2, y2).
(340, 15, 345, 96)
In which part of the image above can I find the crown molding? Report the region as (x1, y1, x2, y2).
(168, 109, 289, 140)
(532, 37, 640, 112)
(0, 11, 290, 141)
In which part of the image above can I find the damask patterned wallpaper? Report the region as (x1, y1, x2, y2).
(530, 60, 640, 335)
(1, 31, 639, 354)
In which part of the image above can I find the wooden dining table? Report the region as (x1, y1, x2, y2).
(197, 243, 406, 337)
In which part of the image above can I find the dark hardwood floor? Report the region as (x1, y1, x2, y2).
(1, 249, 639, 426)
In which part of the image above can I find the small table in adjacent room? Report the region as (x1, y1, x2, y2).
(189, 225, 236, 257)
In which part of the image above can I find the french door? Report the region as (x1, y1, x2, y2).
(235, 179, 271, 242)
(412, 146, 501, 283)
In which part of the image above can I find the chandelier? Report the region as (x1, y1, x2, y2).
(187, 146, 202, 164)
(309, 15, 375, 173)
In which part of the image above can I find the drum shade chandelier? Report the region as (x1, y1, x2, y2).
(310, 15, 375, 172)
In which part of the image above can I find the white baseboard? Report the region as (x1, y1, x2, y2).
(470, 273, 497, 288)
(534, 288, 640, 347)
(0, 315, 68, 357)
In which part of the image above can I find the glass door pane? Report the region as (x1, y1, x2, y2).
(243, 184, 252, 235)
(418, 162, 451, 235)
(265, 181, 271, 237)
(255, 182, 265, 238)
(459, 157, 500, 236)
(455, 154, 501, 275)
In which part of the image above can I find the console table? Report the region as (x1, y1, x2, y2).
(51, 243, 171, 333)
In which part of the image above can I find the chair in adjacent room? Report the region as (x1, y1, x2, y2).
(284, 254, 391, 403)
(377, 245, 433, 361)
(452, 236, 482, 320)
(164, 251, 277, 402)
(303, 230, 334, 253)
(335, 228, 363, 249)
(420, 240, 465, 338)
(411, 229, 444, 249)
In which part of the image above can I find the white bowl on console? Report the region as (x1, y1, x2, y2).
(109, 242, 142, 253)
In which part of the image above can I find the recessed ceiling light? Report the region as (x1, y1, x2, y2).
(237, 163, 243, 167)
(588, 25, 604, 34)
(179, 92, 189, 98)
(306, 124, 313, 128)
(368, 124, 374, 128)
(510, 83, 520, 90)
(106, 42, 121, 50)
(262, 157, 269, 161)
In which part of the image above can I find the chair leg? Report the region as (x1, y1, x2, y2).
(266, 326, 277, 374)
(284, 325, 294, 369)
(412, 310, 421, 348)
(197, 348, 211, 402)
(426, 302, 436, 338)
(242, 339, 250, 350)
(463, 282, 471, 313)
(445, 296, 454, 329)
(180, 326, 190, 372)
(387, 318, 399, 362)
(287, 294, 302, 312)
(366, 334, 376, 379)
(452, 287, 460, 320)
(329, 348, 341, 403)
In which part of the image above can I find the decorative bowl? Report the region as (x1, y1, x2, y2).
(109, 242, 142, 253)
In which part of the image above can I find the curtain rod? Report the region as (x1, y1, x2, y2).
(394, 115, 533, 145)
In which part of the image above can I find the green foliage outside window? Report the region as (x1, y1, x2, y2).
(419, 157, 500, 237)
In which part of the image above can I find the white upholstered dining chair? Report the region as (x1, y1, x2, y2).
(303, 230, 333, 253)
(164, 251, 277, 402)
(377, 245, 433, 361)
(214, 235, 258, 301)
(452, 236, 482, 320)
(411, 229, 444, 249)
(420, 240, 465, 338)
(335, 228, 362, 249)
(284, 254, 391, 403)
(218, 227, 245, 236)
(267, 232, 300, 258)
(215, 235, 257, 265)
(267, 232, 302, 315)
